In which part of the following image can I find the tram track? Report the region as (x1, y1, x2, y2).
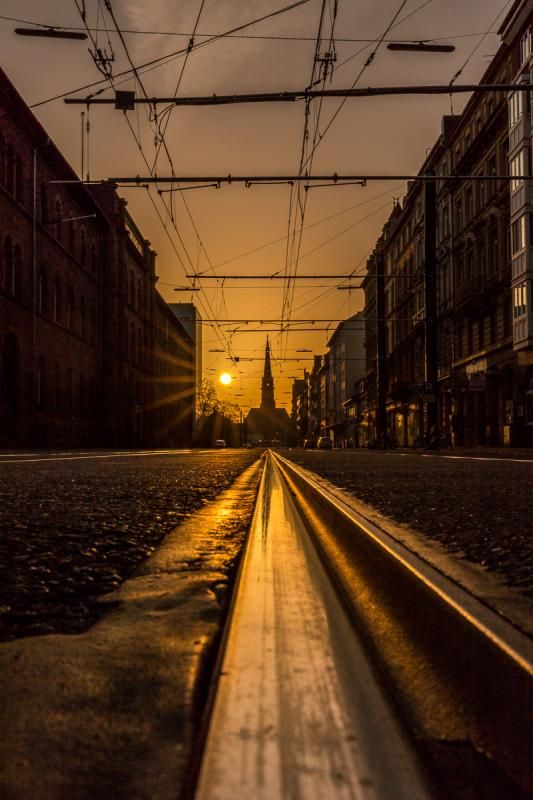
(192, 451, 533, 800)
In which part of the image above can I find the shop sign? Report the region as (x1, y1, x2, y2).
(466, 358, 488, 376)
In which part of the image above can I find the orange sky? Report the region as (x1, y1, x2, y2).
(0, 0, 511, 410)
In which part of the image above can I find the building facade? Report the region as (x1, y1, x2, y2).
(358, 0, 533, 448)
(0, 67, 194, 448)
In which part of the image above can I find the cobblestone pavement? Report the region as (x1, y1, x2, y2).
(0, 450, 261, 642)
(282, 448, 533, 600)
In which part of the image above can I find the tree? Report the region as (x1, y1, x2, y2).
(196, 378, 220, 418)
(219, 400, 241, 423)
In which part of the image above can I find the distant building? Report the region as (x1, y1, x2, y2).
(168, 302, 202, 420)
(245, 338, 292, 445)
(325, 312, 366, 447)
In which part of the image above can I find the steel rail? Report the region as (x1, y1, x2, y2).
(271, 452, 533, 797)
(194, 453, 433, 800)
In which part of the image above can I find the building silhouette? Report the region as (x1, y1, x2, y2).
(0, 66, 194, 448)
(245, 338, 292, 445)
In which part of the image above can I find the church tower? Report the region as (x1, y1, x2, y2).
(260, 337, 275, 410)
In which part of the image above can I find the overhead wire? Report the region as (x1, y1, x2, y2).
(71, 0, 238, 361)
(29, 1, 312, 108)
(0, 13, 506, 43)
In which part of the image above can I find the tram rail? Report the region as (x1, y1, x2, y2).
(192, 451, 533, 799)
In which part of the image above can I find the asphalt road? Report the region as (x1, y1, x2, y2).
(282, 448, 533, 600)
(0, 449, 261, 642)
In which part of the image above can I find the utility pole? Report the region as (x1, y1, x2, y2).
(424, 176, 439, 448)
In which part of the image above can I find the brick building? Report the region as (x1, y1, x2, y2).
(0, 67, 194, 448)
(360, 0, 533, 448)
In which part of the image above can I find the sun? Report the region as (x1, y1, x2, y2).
(219, 372, 232, 386)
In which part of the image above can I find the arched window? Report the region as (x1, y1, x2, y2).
(12, 244, 22, 298)
(6, 144, 15, 195)
(80, 228, 87, 265)
(40, 183, 48, 225)
(38, 266, 48, 315)
(90, 305, 97, 343)
(66, 286, 74, 330)
(36, 356, 47, 409)
(15, 154, 23, 203)
(1, 333, 21, 418)
(66, 367, 74, 413)
(54, 198, 63, 242)
(0, 133, 5, 186)
(69, 220, 75, 253)
(4, 236, 13, 294)
(53, 276, 61, 322)
(80, 295, 86, 338)
(52, 361, 61, 411)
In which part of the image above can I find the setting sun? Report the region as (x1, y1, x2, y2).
(219, 373, 232, 386)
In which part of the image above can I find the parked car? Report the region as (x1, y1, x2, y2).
(303, 439, 316, 449)
(213, 439, 227, 448)
(317, 436, 332, 450)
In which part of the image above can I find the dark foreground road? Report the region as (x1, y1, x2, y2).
(282, 448, 533, 599)
(0, 449, 260, 641)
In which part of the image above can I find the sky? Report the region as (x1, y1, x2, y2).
(0, 0, 513, 412)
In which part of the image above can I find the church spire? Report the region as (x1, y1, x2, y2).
(260, 336, 275, 410)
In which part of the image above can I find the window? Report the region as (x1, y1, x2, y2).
(467, 319, 473, 354)
(455, 198, 463, 231)
(465, 187, 473, 222)
(54, 198, 63, 242)
(15, 154, 23, 203)
(521, 29, 532, 64)
(36, 356, 47, 409)
(40, 184, 48, 225)
(509, 91, 524, 127)
(3, 236, 13, 294)
(513, 281, 528, 317)
(490, 307, 497, 343)
(465, 245, 474, 281)
(1, 333, 21, 418)
(488, 220, 499, 272)
(504, 299, 512, 337)
(80, 295, 86, 338)
(130, 322, 136, 363)
(6, 144, 15, 195)
(441, 203, 450, 239)
(510, 149, 529, 191)
(66, 286, 74, 330)
(69, 221, 75, 253)
(80, 228, 87, 265)
(487, 155, 497, 197)
(53, 277, 61, 322)
(12, 244, 21, 297)
(477, 236, 485, 278)
(52, 362, 61, 411)
(38, 267, 48, 315)
(511, 215, 527, 254)
(0, 133, 5, 186)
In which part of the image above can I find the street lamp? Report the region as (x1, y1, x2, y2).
(387, 42, 455, 53)
(15, 27, 88, 40)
